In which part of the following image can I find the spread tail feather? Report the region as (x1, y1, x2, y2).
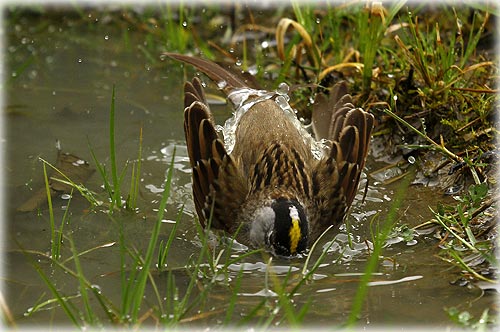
(166, 53, 247, 93)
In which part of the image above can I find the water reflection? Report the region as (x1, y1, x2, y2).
(227, 261, 300, 274)
(367, 275, 423, 287)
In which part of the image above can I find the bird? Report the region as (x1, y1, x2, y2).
(166, 53, 374, 257)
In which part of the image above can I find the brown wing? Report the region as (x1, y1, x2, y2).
(311, 82, 374, 241)
(329, 108, 374, 208)
(312, 81, 350, 141)
(183, 77, 247, 231)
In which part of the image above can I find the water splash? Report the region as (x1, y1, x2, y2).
(220, 83, 327, 159)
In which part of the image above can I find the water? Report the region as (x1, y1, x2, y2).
(3, 11, 495, 329)
(222, 83, 326, 158)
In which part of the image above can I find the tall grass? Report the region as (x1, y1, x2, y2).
(356, 0, 405, 93)
(394, 9, 492, 93)
(88, 85, 144, 214)
(118, 149, 176, 323)
(126, 127, 143, 211)
(42, 162, 58, 259)
(41, 161, 74, 260)
(26, 149, 179, 327)
(108, 85, 121, 210)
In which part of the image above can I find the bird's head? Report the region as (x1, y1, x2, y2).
(250, 198, 308, 257)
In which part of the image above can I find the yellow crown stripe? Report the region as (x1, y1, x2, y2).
(289, 217, 301, 254)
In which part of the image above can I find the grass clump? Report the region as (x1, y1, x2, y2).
(88, 85, 143, 214)
(428, 182, 496, 284)
(446, 307, 495, 330)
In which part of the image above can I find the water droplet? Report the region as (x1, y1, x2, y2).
(407, 156, 415, 164)
(235, 59, 242, 67)
(261, 40, 269, 48)
(217, 80, 227, 89)
(275, 95, 290, 110)
(91, 284, 102, 294)
(104, 35, 109, 40)
(276, 82, 289, 95)
(77, 58, 82, 63)
(24, 307, 34, 316)
(61, 194, 72, 200)
(182, 21, 187, 27)
(393, 94, 398, 101)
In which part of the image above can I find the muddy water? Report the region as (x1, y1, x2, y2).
(3, 11, 495, 329)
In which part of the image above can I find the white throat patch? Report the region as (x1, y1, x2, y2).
(289, 205, 299, 220)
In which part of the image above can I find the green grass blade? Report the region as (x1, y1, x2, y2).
(67, 236, 96, 325)
(109, 85, 121, 209)
(42, 162, 59, 260)
(157, 205, 182, 271)
(22, 250, 80, 326)
(128, 127, 143, 210)
(130, 147, 176, 320)
(22, 243, 121, 323)
(223, 267, 244, 325)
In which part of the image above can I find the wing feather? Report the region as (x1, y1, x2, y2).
(311, 82, 374, 241)
(183, 77, 247, 230)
